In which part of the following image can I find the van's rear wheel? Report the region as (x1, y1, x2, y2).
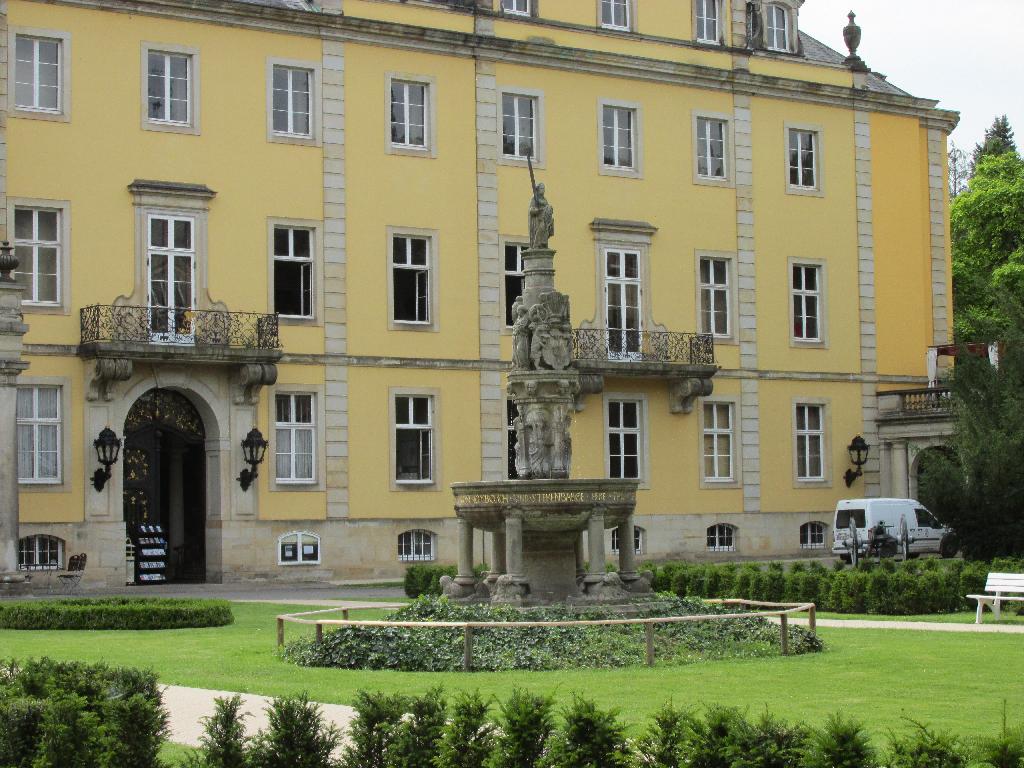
(839, 554, 851, 565)
(939, 533, 959, 559)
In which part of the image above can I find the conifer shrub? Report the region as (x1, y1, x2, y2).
(434, 691, 496, 768)
(247, 695, 340, 768)
(541, 696, 632, 768)
(487, 688, 555, 768)
(339, 691, 408, 768)
(385, 688, 447, 768)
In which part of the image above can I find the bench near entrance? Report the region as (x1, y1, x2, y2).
(968, 573, 1024, 624)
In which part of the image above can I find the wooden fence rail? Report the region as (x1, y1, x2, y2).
(275, 600, 816, 671)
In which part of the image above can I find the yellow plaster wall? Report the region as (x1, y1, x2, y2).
(7, 1, 324, 353)
(347, 367, 481, 519)
(17, 356, 87, 524)
(343, 44, 480, 361)
(751, 97, 860, 374)
(343, 0, 475, 33)
(749, 57, 853, 88)
(872, 113, 930, 377)
(758, 379, 863, 513)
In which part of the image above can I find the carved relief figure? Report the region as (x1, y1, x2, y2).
(513, 413, 529, 479)
(528, 182, 555, 250)
(511, 299, 531, 371)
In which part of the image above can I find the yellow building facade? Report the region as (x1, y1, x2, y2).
(5, 0, 957, 586)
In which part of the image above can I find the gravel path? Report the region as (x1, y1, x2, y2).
(794, 617, 1024, 633)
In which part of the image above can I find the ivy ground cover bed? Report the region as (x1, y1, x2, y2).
(283, 596, 821, 671)
(1, 601, 1022, 737)
(0, 597, 233, 630)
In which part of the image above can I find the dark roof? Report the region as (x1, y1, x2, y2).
(800, 31, 910, 96)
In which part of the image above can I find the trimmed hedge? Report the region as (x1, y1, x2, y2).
(0, 597, 234, 630)
(646, 557, 1024, 615)
(284, 596, 822, 671)
(403, 564, 489, 598)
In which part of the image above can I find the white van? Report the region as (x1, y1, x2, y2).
(832, 498, 955, 562)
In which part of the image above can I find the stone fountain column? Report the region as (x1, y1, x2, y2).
(0, 242, 30, 596)
(585, 505, 606, 584)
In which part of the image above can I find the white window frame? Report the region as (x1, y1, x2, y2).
(793, 401, 828, 485)
(11, 28, 71, 122)
(390, 389, 440, 490)
(266, 58, 322, 147)
(275, 393, 317, 485)
(697, 254, 733, 341)
(398, 529, 436, 562)
(18, 534, 65, 571)
(387, 227, 439, 332)
(140, 43, 200, 135)
(694, 0, 722, 44)
(146, 213, 196, 344)
(599, 101, 642, 178)
(502, 240, 526, 329)
(501, 0, 532, 18)
(800, 521, 827, 550)
(498, 89, 545, 166)
(268, 217, 322, 326)
(13, 205, 64, 308)
(785, 124, 824, 196)
(707, 523, 736, 552)
(764, 3, 791, 52)
(701, 400, 735, 485)
(604, 395, 647, 485)
(278, 531, 321, 566)
(17, 385, 62, 485)
(272, 224, 315, 320)
(604, 248, 643, 361)
(599, 0, 634, 31)
(789, 259, 827, 347)
(385, 73, 437, 157)
(692, 113, 734, 186)
(610, 525, 644, 556)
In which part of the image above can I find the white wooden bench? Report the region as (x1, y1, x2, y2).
(967, 573, 1024, 624)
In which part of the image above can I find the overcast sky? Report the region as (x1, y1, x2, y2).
(798, 0, 1024, 152)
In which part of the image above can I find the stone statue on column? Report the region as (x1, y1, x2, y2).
(0, 241, 31, 596)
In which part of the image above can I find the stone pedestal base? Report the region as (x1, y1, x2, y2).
(491, 574, 530, 605)
(0, 573, 32, 597)
(577, 571, 631, 602)
(620, 570, 655, 594)
(440, 575, 481, 600)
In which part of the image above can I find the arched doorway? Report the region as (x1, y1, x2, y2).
(910, 445, 955, 501)
(123, 388, 207, 582)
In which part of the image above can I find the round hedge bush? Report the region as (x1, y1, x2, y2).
(284, 596, 822, 672)
(0, 597, 234, 630)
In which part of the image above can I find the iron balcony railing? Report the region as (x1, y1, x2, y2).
(572, 328, 716, 366)
(80, 305, 281, 351)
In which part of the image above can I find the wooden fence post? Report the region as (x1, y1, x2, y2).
(277, 618, 284, 649)
(316, 623, 324, 643)
(808, 604, 816, 634)
(463, 626, 474, 671)
(342, 608, 350, 621)
(779, 614, 789, 655)
(644, 623, 655, 666)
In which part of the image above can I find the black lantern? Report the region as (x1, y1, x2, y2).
(91, 427, 122, 492)
(844, 435, 870, 487)
(237, 427, 268, 492)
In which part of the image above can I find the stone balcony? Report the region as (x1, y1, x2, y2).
(877, 387, 953, 422)
(79, 304, 282, 402)
(571, 328, 718, 414)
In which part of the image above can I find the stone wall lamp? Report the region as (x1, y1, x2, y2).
(238, 427, 268, 492)
(92, 427, 122, 492)
(844, 434, 870, 487)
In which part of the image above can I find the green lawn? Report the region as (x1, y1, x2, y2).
(2, 602, 1021, 739)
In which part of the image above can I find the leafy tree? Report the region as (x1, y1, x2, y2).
(949, 142, 970, 198)
(972, 115, 1017, 169)
(951, 152, 1024, 342)
(919, 294, 1024, 559)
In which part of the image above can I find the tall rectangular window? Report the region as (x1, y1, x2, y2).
(607, 399, 641, 480)
(788, 129, 818, 189)
(696, 0, 719, 42)
(502, 93, 537, 159)
(765, 4, 790, 51)
(147, 215, 195, 342)
(703, 402, 733, 481)
(696, 117, 727, 179)
(147, 51, 191, 124)
(501, 0, 531, 16)
(507, 399, 519, 480)
(795, 403, 824, 480)
(13, 207, 60, 305)
(602, 106, 635, 169)
(390, 81, 427, 149)
(792, 264, 821, 341)
(273, 226, 313, 319)
(392, 235, 431, 324)
(15, 35, 60, 112)
(699, 257, 730, 337)
(17, 386, 61, 483)
(606, 250, 641, 359)
(601, 0, 630, 30)
(275, 394, 315, 483)
(272, 65, 312, 137)
(395, 395, 433, 483)
(504, 243, 525, 327)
